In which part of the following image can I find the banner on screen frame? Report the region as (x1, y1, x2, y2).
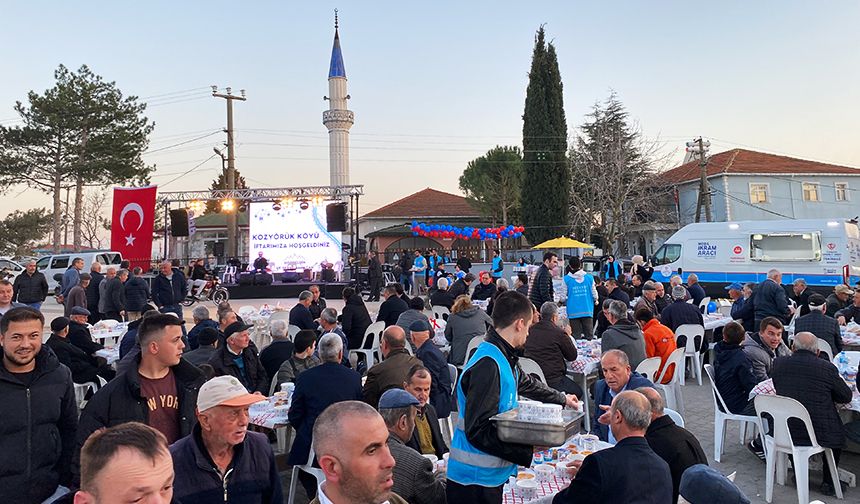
(248, 202, 342, 272)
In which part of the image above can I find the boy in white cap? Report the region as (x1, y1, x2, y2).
(170, 375, 283, 503)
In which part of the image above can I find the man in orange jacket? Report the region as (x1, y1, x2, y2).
(634, 307, 677, 384)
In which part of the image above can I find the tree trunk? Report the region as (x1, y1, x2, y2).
(73, 174, 84, 251)
(52, 173, 63, 253)
(501, 205, 508, 228)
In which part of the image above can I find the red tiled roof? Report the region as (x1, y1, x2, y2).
(362, 188, 481, 218)
(658, 148, 860, 184)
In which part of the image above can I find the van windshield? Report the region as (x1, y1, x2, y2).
(750, 233, 821, 262)
(652, 244, 681, 265)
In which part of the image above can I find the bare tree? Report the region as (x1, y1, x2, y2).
(569, 93, 675, 254)
(79, 188, 111, 248)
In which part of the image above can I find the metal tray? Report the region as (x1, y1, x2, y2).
(491, 408, 584, 447)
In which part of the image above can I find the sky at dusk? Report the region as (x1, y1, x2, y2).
(2, 1, 858, 219)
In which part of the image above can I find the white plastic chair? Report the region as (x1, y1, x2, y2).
(518, 357, 546, 383)
(74, 382, 94, 409)
(349, 321, 385, 369)
(287, 436, 326, 504)
(287, 324, 301, 340)
(635, 356, 663, 383)
(816, 338, 834, 361)
(664, 407, 685, 427)
(654, 348, 686, 414)
(675, 324, 705, 386)
(703, 363, 759, 463)
(432, 305, 450, 322)
(754, 394, 843, 504)
(464, 335, 485, 365)
(699, 296, 712, 314)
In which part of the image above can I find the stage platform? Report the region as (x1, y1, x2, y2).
(225, 282, 350, 300)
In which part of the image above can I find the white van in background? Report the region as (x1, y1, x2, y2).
(650, 219, 860, 297)
(37, 251, 123, 293)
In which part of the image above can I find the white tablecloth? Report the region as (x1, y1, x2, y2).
(703, 315, 731, 331)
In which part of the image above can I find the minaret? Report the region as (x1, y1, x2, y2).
(323, 10, 354, 187)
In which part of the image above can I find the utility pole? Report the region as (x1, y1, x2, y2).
(687, 137, 711, 222)
(212, 86, 246, 260)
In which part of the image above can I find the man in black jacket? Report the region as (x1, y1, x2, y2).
(13, 259, 49, 310)
(103, 268, 128, 322)
(791, 278, 812, 317)
(367, 251, 383, 302)
(605, 278, 630, 304)
(378, 284, 409, 327)
(753, 269, 789, 327)
(208, 321, 268, 394)
(447, 273, 474, 300)
(47, 316, 115, 385)
(0, 307, 77, 504)
(836, 290, 860, 326)
(124, 267, 151, 321)
(448, 291, 577, 503)
(309, 283, 327, 319)
(85, 262, 105, 324)
(529, 252, 558, 309)
(795, 294, 843, 356)
(772, 331, 853, 496)
(68, 307, 104, 356)
(660, 285, 704, 333)
(470, 271, 497, 301)
(74, 313, 204, 484)
(638, 387, 707, 504)
(152, 261, 188, 321)
(554, 390, 672, 504)
(289, 290, 317, 330)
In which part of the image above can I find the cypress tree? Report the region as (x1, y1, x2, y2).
(521, 26, 570, 244)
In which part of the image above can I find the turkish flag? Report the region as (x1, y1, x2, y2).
(111, 186, 158, 269)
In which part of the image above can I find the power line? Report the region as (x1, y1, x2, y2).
(158, 154, 219, 188)
(143, 130, 221, 155)
(710, 187, 796, 219)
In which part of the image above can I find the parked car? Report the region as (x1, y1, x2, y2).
(0, 258, 25, 282)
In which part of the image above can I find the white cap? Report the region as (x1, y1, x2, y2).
(196, 376, 265, 412)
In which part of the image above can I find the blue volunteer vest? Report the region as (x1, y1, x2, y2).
(491, 257, 503, 278)
(447, 341, 519, 487)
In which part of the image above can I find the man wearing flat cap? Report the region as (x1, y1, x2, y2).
(170, 375, 283, 503)
(410, 319, 451, 419)
(67, 306, 104, 356)
(380, 388, 447, 504)
(208, 321, 268, 394)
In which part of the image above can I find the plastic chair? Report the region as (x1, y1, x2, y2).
(74, 382, 94, 409)
(675, 324, 705, 386)
(664, 407, 685, 428)
(432, 305, 450, 322)
(518, 357, 546, 383)
(287, 437, 326, 504)
(654, 348, 686, 414)
(349, 321, 385, 369)
(754, 394, 843, 503)
(816, 338, 834, 361)
(635, 356, 663, 383)
(464, 335, 485, 365)
(699, 296, 712, 314)
(703, 363, 759, 463)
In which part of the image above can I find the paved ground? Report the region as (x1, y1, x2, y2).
(40, 297, 860, 503)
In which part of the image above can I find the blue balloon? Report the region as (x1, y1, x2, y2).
(707, 301, 717, 314)
(514, 232, 522, 238)
(412, 231, 419, 237)
(412, 220, 418, 227)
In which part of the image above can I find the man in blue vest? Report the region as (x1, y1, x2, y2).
(491, 249, 504, 283)
(447, 290, 579, 504)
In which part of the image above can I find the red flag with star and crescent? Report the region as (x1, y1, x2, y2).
(111, 186, 158, 269)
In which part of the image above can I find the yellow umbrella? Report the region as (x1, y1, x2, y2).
(531, 236, 594, 250)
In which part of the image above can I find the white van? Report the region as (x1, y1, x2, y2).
(37, 251, 123, 292)
(650, 219, 860, 296)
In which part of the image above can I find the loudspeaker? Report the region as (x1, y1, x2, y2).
(169, 209, 189, 236)
(282, 271, 301, 283)
(326, 202, 348, 232)
(238, 273, 254, 286)
(322, 269, 336, 282)
(254, 273, 273, 286)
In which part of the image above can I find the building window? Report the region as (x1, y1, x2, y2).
(835, 182, 849, 202)
(802, 182, 820, 202)
(749, 183, 769, 203)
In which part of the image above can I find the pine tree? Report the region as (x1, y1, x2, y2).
(521, 26, 570, 244)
